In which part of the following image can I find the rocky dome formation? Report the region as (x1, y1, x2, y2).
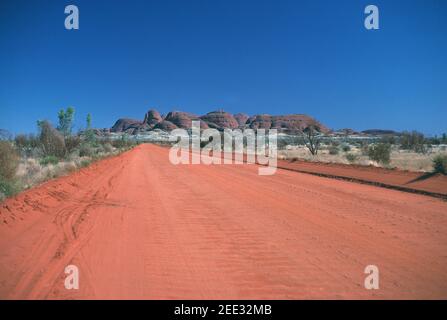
(200, 111, 239, 130)
(164, 111, 209, 129)
(111, 118, 143, 133)
(234, 113, 249, 127)
(246, 114, 330, 133)
(143, 109, 162, 127)
(110, 109, 330, 134)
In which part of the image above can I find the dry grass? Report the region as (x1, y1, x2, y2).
(4, 145, 127, 200)
(279, 145, 447, 172)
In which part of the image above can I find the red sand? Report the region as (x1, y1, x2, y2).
(277, 160, 447, 198)
(0, 144, 446, 299)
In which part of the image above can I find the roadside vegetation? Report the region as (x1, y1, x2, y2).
(278, 130, 447, 173)
(433, 154, 447, 175)
(0, 108, 137, 202)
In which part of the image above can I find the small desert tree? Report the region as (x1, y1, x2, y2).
(400, 131, 426, 153)
(57, 107, 75, 137)
(301, 124, 321, 155)
(368, 143, 391, 165)
(84, 113, 96, 144)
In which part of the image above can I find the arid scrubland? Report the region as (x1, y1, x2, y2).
(279, 144, 447, 172)
(0, 108, 137, 202)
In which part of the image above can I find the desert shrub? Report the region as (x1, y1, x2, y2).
(360, 141, 370, 156)
(111, 138, 125, 149)
(0, 177, 20, 197)
(19, 159, 43, 187)
(79, 143, 95, 157)
(63, 162, 77, 173)
(433, 154, 447, 175)
(80, 159, 91, 168)
(0, 141, 19, 180)
(14, 134, 40, 157)
(328, 145, 339, 155)
(368, 143, 391, 164)
(39, 155, 59, 166)
(341, 144, 351, 152)
(345, 153, 358, 163)
(102, 143, 114, 153)
(276, 139, 289, 150)
(400, 131, 427, 153)
(111, 135, 136, 149)
(37, 120, 66, 158)
(381, 135, 397, 145)
(65, 135, 81, 154)
(331, 140, 340, 147)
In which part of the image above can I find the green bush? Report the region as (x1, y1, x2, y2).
(103, 143, 114, 153)
(65, 135, 81, 154)
(368, 143, 391, 164)
(0, 177, 20, 197)
(39, 155, 59, 166)
(341, 144, 351, 152)
(433, 154, 447, 175)
(345, 153, 358, 163)
(360, 141, 370, 156)
(79, 143, 95, 157)
(80, 159, 91, 168)
(111, 135, 136, 149)
(328, 145, 339, 155)
(0, 141, 19, 180)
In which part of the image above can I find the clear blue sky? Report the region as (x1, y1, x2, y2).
(1, 0, 446, 135)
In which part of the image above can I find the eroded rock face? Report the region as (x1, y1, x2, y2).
(111, 118, 143, 133)
(143, 109, 162, 127)
(234, 113, 249, 127)
(164, 111, 209, 129)
(200, 111, 239, 130)
(246, 114, 330, 133)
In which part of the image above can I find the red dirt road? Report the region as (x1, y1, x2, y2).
(1, 144, 447, 299)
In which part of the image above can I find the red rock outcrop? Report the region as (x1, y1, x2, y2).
(111, 118, 143, 133)
(246, 114, 330, 133)
(111, 110, 330, 133)
(234, 113, 249, 127)
(143, 109, 162, 127)
(164, 111, 209, 129)
(200, 111, 239, 130)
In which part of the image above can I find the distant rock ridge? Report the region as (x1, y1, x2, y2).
(110, 108, 331, 134)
